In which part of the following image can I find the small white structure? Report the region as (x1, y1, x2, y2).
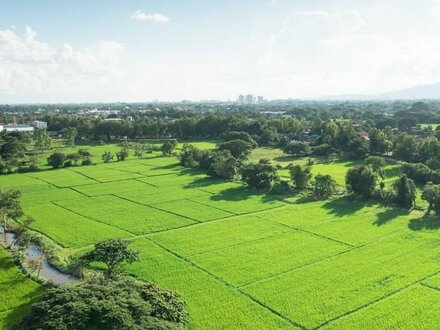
(31, 121, 48, 129)
(4, 124, 34, 132)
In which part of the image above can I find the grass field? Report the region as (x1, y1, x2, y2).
(2, 143, 440, 329)
(0, 249, 43, 329)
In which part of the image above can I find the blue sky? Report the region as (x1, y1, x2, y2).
(2, 0, 440, 103)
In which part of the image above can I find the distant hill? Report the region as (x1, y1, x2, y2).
(377, 82, 440, 100)
(318, 82, 440, 101)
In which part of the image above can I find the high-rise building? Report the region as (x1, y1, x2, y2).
(245, 94, 255, 104)
(237, 95, 245, 104)
(257, 96, 264, 103)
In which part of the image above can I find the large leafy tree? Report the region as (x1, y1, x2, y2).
(61, 127, 78, 147)
(16, 277, 188, 330)
(422, 182, 440, 215)
(391, 175, 417, 209)
(218, 139, 253, 159)
(241, 160, 279, 189)
(346, 165, 377, 199)
(47, 152, 66, 168)
(289, 165, 312, 189)
(81, 239, 140, 278)
(283, 142, 310, 157)
(313, 174, 337, 200)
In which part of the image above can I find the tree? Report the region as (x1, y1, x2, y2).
(179, 144, 201, 167)
(116, 148, 129, 161)
(421, 182, 440, 215)
(365, 156, 386, 179)
(313, 174, 337, 199)
(390, 174, 417, 209)
(346, 165, 377, 199)
(283, 142, 310, 157)
(218, 139, 253, 159)
(101, 151, 114, 163)
(222, 131, 257, 147)
(393, 133, 419, 162)
(209, 151, 240, 180)
(47, 152, 66, 168)
(241, 160, 279, 189)
(16, 277, 187, 330)
(12, 216, 34, 253)
(289, 165, 312, 189)
(33, 128, 52, 150)
(81, 239, 140, 278)
(161, 140, 178, 156)
(369, 128, 391, 155)
(66, 152, 82, 165)
(61, 127, 78, 147)
(0, 189, 23, 243)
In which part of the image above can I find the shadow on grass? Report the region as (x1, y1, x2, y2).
(321, 197, 366, 217)
(273, 155, 300, 163)
(408, 215, 440, 231)
(373, 208, 408, 226)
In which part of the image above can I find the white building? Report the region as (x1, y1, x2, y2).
(4, 124, 34, 132)
(31, 120, 48, 129)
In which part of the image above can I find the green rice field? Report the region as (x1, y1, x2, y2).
(2, 144, 440, 329)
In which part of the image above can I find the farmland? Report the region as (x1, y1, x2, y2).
(2, 144, 440, 329)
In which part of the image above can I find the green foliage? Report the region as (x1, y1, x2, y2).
(390, 175, 417, 209)
(222, 131, 257, 147)
(47, 152, 66, 168)
(289, 164, 312, 189)
(345, 165, 377, 199)
(394, 133, 419, 162)
(16, 277, 187, 330)
(218, 139, 253, 159)
(421, 182, 440, 215)
(116, 148, 129, 161)
(241, 160, 279, 189)
(33, 128, 52, 150)
(61, 127, 78, 147)
(209, 151, 240, 180)
(161, 140, 178, 156)
(283, 141, 310, 157)
(313, 174, 337, 199)
(365, 156, 386, 179)
(101, 151, 114, 163)
(81, 239, 140, 277)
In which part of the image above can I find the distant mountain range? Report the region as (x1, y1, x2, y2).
(319, 81, 440, 100)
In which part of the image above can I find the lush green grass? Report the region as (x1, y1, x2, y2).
(0, 249, 43, 329)
(322, 285, 440, 329)
(25, 203, 133, 247)
(243, 234, 440, 328)
(420, 123, 440, 130)
(190, 230, 349, 287)
(5, 141, 440, 329)
(150, 215, 290, 256)
(126, 238, 293, 330)
(55, 195, 196, 235)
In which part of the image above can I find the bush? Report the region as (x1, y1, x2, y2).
(289, 164, 312, 189)
(401, 163, 440, 184)
(47, 152, 66, 168)
(313, 174, 337, 199)
(81, 158, 93, 166)
(241, 160, 279, 189)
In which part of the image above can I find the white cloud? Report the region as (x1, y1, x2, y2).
(0, 26, 124, 102)
(131, 10, 170, 22)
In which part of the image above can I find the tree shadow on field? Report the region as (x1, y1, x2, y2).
(373, 208, 408, 226)
(183, 176, 224, 188)
(321, 197, 366, 217)
(408, 215, 440, 231)
(273, 155, 300, 163)
(209, 186, 276, 203)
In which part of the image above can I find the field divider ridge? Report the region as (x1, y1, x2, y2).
(314, 268, 440, 329)
(50, 201, 136, 236)
(145, 236, 306, 330)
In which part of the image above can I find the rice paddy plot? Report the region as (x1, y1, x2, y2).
(322, 285, 440, 330)
(150, 215, 290, 256)
(68, 166, 143, 182)
(138, 172, 208, 188)
(55, 195, 196, 234)
(19, 187, 84, 207)
(243, 234, 440, 329)
(188, 187, 286, 214)
(0, 173, 52, 193)
(153, 199, 234, 222)
(25, 203, 132, 247)
(26, 169, 98, 187)
(127, 238, 293, 330)
(116, 186, 210, 205)
(0, 249, 43, 328)
(190, 230, 350, 287)
(72, 179, 157, 197)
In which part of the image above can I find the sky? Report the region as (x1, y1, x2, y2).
(2, 0, 440, 103)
